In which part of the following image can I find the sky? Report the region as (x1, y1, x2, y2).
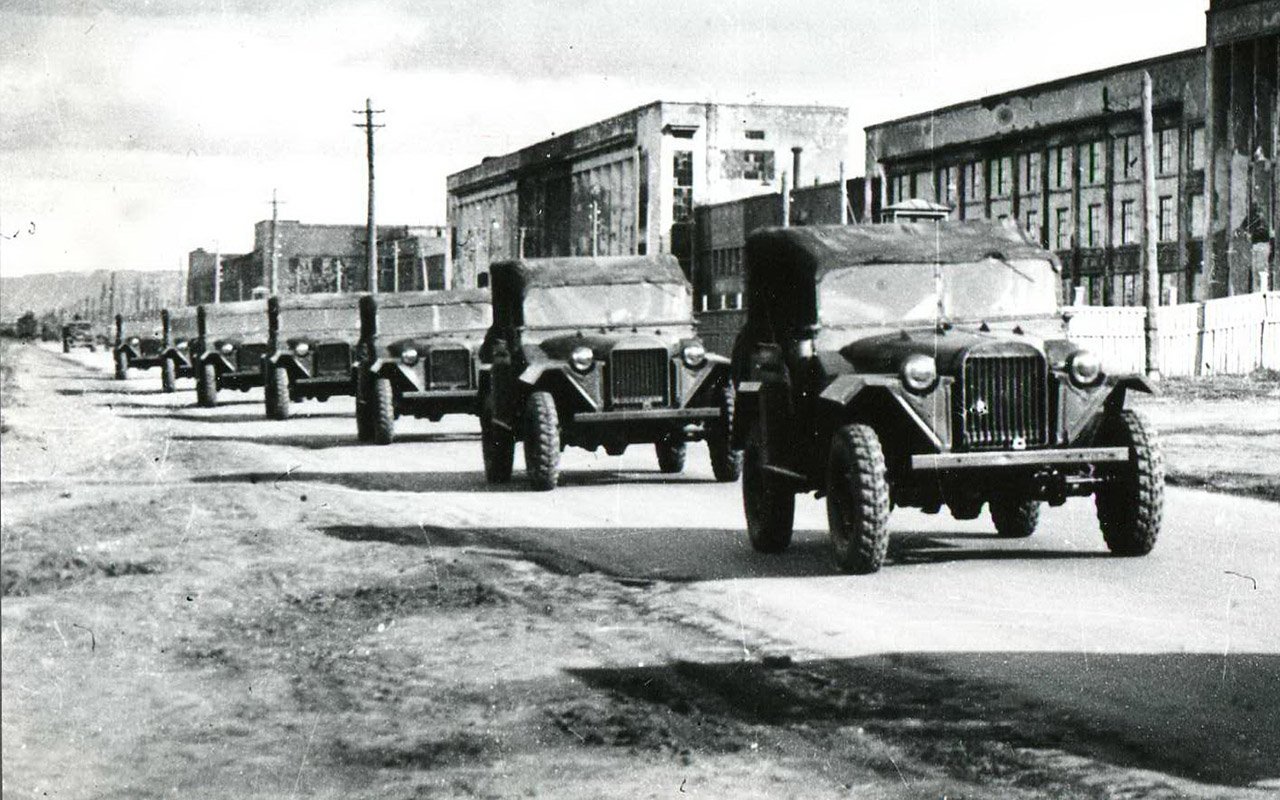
(0, 0, 1210, 276)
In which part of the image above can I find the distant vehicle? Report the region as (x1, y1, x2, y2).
(732, 221, 1164, 574)
(264, 293, 363, 420)
(15, 312, 39, 341)
(195, 300, 269, 407)
(114, 312, 165, 379)
(355, 289, 491, 443)
(61, 320, 97, 353)
(161, 306, 199, 392)
(481, 255, 741, 491)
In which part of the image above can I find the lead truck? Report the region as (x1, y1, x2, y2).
(732, 220, 1165, 574)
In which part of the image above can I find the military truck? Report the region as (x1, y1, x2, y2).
(113, 311, 165, 379)
(194, 299, 269, 407)
(160, 306, 199, 393)
(732, 221, 1164, 574)
(480, 255, 741, 491)
(355, 289, 491, 443)
(61, 320, 97, 353)
(263, 293, 363, 420)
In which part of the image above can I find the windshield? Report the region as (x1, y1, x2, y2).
(817, 258, 1059, 326)
(378, 301, 489, 339)
(524, 282, 691, 328)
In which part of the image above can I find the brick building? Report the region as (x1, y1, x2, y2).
(446, 101, 850, 287)
(864, 0, 1278, 306)
(187, 222, 448, 304)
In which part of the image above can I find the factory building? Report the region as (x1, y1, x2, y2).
(445, 101, 850, 287)
(187, 222, 448, 304)
(864, 0, 1278, 306)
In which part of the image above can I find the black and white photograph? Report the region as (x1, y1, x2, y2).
(2, 1, 1278, 797)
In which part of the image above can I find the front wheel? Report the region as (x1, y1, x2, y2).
(825, 423, 891, 574)
(355, 369, 374, 442)
(196, 361, 218, 407)
(372, 376, 395, 445)
(1095, 409, 1164, 556)
(114, 350, 129, 380)
(264, 364, 290, 420)
(709, 383, 744, 482)
(161, 358, 176, 393)
(480, 394, 514, 483)
(742, 420, 795, 554)
(522, 390, 561, 491)
(655, 437, 687, 474)
(990, 495, 1040, 539)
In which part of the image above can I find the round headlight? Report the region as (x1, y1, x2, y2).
(293, 342, 310, 357)
(1068, 349, 1103, 387)
(219, 342, 234, 355)
(682, 342, 707, 369)
(399, 348, 419, 367)
(129, 337, 140, 346)
(900, 354, 938, 393)
(569, 345, 594, 373)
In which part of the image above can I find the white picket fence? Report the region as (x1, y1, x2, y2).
(1066, 291, 1280, 376)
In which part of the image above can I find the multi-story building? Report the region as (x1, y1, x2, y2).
(865, 0, 1278, 306)
(187, 222, 449, 304)
(445, 101, 850, 287)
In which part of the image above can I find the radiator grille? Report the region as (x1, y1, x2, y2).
(236, 343, 269, 372)
(958, 353, 1049, 450)
(313, 343, 352, 375)
(427, 347, 471, 388)
(139, 339, 164, 357)
(609, 348, 670, 408)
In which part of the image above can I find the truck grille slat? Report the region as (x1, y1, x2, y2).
(960, 353, 1048, 450)
(609, 348, 669, 408)
(427, 348, 471, 388)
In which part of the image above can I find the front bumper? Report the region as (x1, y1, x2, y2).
(574, 407, 721, 425)
(293, 374, 356, 398)
(219, 370, 264, 391)
(397, 387, 479, 417)
(910, 446, 1130, 471)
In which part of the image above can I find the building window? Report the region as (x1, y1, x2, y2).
(744, 129, 766, 140)
(1084, 141, 1105, 185)
(1158, 195, 1176, 241)
(939, 166, 958, 206)
(673, 151, 694, 222)
(1051, 146, 1072, 190)
(1025, 209, 1040, 243)
(1190, 193, 1206, 238)
(1119, 199, 1137, 245)
(1120, 134, 1141, 180)
(990, 156, 1012, 198)
(1157, 129, 1178, 175)
(723, 149, 773, 182)
(1020, 152, 1040, 194)
(913, 170, 934, 202)
(964, 161, 983, 202)
(1086, 204, 1103, 247)
(1189, 127, 1206, 171)
(1054, 206, 1071, 250)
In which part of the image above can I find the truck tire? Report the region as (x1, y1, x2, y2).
(196, 361, 218, 407)
(480, 393, 514, 483)
(655, 437, 687, 473)
(990, 495, 1040, 538)
(62, 340, 70, 354)
(372, 376, 395, 445)
(742, 419, 795, 553)
(161, 358, 176, 393)
(826, 423, 891, 574)
(709, 383, 744, 482)
(114, 350, 128, 380)
(355, 369, 374, 443)
(265, 364, 290, 420)
(523, 390, 560, 491)
(1095, 409, 1163, 556)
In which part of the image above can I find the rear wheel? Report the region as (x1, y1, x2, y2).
(1095, 409, 1163, 556)
(825, 423, 891, 574)
(62, 340, 70, 354)
(990, 495, 1040, 538)
(742, 420, 795, 554)
(709, 383, 744, 482)
(264, 364, 290, 420)
(655, 437, 687, 473)
(196, 361, 218, 407)
(480, 393, 514, 483)
(114, 350, 129, 380)
(523, 390, 560, 491)
(161, 358, 176, 393)
(372, 376, 395, 445)
(355, 369, 374, 442)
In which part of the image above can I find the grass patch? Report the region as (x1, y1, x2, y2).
(1156, 368, 1280, 402)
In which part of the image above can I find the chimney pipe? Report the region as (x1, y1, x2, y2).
(791, 146, 803, 189)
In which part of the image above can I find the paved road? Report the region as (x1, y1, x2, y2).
(48, 346, 1280, 791)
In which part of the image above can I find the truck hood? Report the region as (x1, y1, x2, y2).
(837, 326, 1047, 375)
(536, 332, 690, 361)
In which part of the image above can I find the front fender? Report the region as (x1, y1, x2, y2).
(819, 374, 946, 452)
(162, 348, 192, 368)
(522, 364, 598, 414)
(269, 352, 310, 380)
(199, 352, 235, 372)
(370, 359, 424, 392)
(685, 361, 731, 407)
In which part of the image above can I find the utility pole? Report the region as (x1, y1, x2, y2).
(838, 161, 849, 225)
(518, 226, 527, 259)
(590, 199, 599, 257)
(268, 189, 283, 296)
(781, 172, 791, 227)
(354, 98, 385, 293)
(213, 242, 221, 303)
(1140, 71, 1161, 380)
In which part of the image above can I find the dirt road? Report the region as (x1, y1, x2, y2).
(3, 343, 1278, 799)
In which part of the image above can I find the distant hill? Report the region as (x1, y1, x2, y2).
(0, 270, 184, 323)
